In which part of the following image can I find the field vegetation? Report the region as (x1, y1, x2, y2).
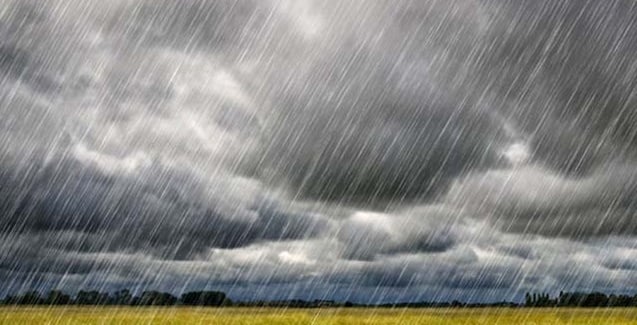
(1, 307, 636, 324)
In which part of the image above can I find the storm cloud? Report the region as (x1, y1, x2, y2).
(1, 0, 637, 303)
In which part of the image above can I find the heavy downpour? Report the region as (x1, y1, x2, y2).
(1, 0, 637, 306)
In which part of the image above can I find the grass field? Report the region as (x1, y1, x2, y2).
(1, 307, 636, 324)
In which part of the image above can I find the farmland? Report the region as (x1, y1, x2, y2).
(1, 307, 636, 324)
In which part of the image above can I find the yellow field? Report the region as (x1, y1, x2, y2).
(0, 307, 636, 324)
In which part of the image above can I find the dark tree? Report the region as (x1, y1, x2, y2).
(112, 289, 133, 305)
(181, 291, 228, 306)
(45, 290, 71, 305)
(75, 290, 110, 305)
(4, 291, 42, 305)
(137, 291, 177, 306)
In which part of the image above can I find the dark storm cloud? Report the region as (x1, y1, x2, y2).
(254, 0, 515, 204)
(479, 0, 637, 172)
(0, 152, 329, 260)
(430, 0, 637, 239)
(2, 0, 637, 301)
(250, 0, 637, 204)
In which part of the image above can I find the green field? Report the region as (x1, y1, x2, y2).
(0, 307, 636, 324)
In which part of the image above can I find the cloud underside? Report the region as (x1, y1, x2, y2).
(1, 0, 637, 300)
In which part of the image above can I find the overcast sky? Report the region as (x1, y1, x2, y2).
(1, 0, 637, 303)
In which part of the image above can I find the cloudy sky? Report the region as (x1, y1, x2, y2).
(1, 0, 637, 303)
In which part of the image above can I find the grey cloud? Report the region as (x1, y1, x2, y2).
(2, 0, 637, 301)
(250, 0, 637, 205)
(495, 243, 537, 260)
(447, 164, 637, 237)
(336, 207, 461, 260)
(0, 151, 329, 260)
(253, 1, 515, 204)
(601, 256, 637, 271)
(477, 1, 637, 173)
(323, 247, 521, 291)
(106, 0, 288, 52)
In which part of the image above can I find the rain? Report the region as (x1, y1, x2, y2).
(1, 0, 637, 305)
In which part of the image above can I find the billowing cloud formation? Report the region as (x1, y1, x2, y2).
(337, 207, 462, 260)
(1, 0, 637, 303)
(447, 164, 637, 237)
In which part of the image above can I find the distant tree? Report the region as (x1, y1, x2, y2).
(451, 300, 464, 307)
(45, 290, 70, 305)
(130, 296, 141, 306)
(4, 287, 637, 307)
(4, 291, 43, 305)
(112, 289, 133, 305)
(180, 291, 227, 306)
(532, 293, 537, 306)
(581, 292, 608, 307)
(75, 290, 109, 305)
(137, 291, 177, 306)
(525, 292, 556, 307)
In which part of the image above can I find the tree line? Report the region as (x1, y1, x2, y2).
(4, 289, 637, 307)
(2, 290, 230, 306)
(526, 291, 637, 307)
